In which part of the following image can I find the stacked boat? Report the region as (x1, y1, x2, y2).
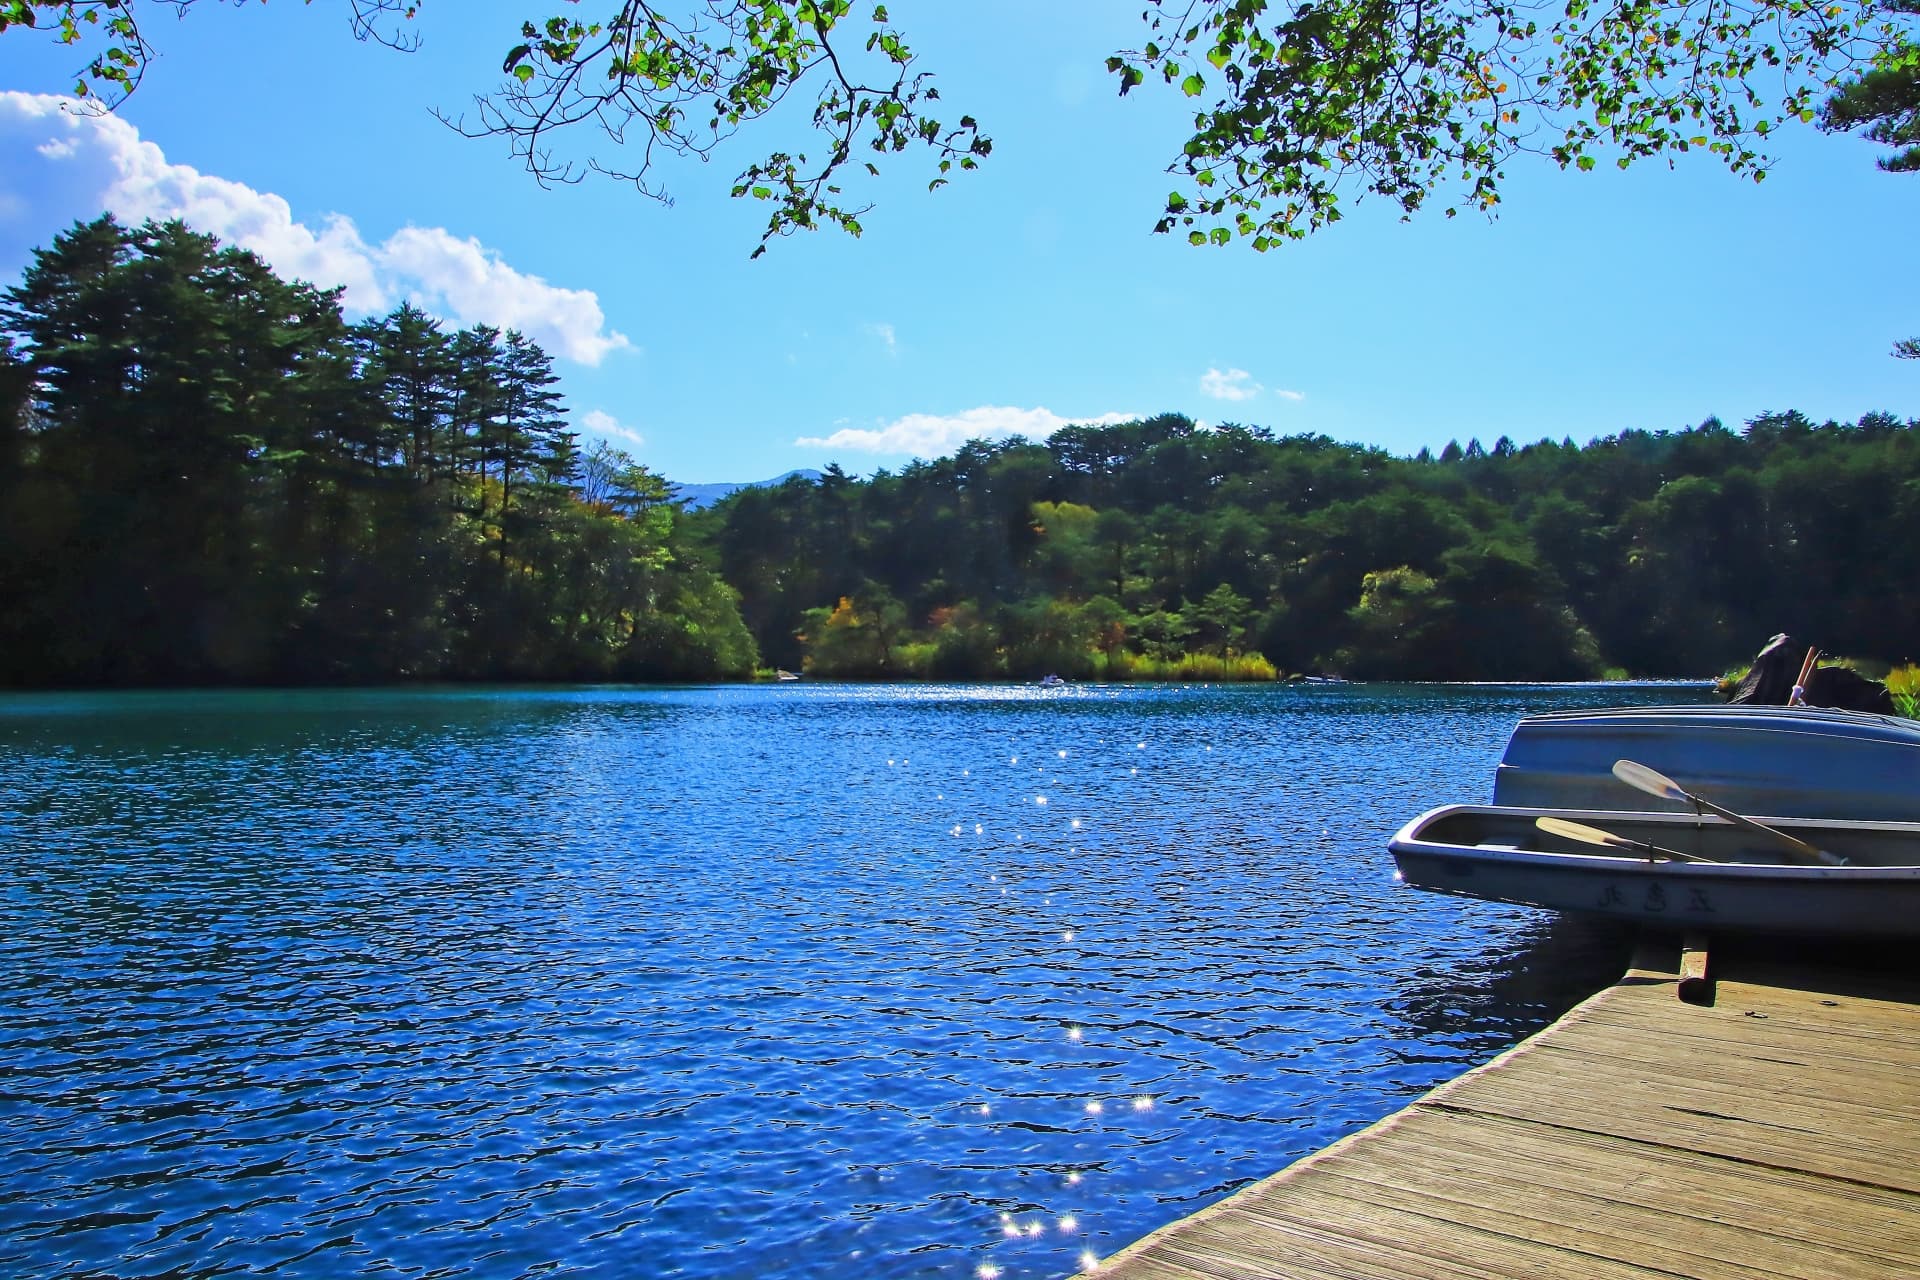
(1388, 704, 1920, 937)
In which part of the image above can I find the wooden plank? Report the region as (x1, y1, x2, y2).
(1479, 1040, 1920, 1125)
(1429, 1041, 1920, 1138)
(1714, 960, 1920, 1007)
(1551, 1010, 1920, 1080)
(1501, 1008, 1920, 1087)
(1311, 1120, 1920, 1278)
(1232, 1187, 1674, 1280)
(1369, 1109, 1920, 1259)
(1429, 1077, 1920, 1191)
(1084, 953, 1920, 1280)
(1154, 1202, 1573, 1280)
(1678, 931, 1712, 1004)
(1585, 995, 1920, 1058)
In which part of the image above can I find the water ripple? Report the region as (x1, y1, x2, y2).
(0, 683, 1678, 1278)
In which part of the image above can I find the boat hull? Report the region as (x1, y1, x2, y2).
(1491, 704, 1920, 821)
(1389, 805, 1920, 938)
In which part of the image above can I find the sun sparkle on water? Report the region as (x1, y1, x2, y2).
(0, 682, 1665, 1280)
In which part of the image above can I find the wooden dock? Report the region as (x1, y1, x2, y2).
(1083, 939, 1920, 1279)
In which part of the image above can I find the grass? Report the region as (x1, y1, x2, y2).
(1886, 664, 1919, 719)
(1099, 651, 1279, 682)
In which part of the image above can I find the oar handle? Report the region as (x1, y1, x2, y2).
(1682, 792, 1844, 866)
(1792, 646, 1820, 707)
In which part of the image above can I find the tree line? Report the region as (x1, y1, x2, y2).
(3, 216, 1915, 687)
(0, 216, 754, 685)
(689, 410, 1920, 682)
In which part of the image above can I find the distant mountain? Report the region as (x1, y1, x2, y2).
(671, 469, 824, 510)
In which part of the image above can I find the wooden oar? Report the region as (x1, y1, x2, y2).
(1791, 646, 1820, 707)
(1535, 816, 1714, 863)
(1611, 759, 1845, 867)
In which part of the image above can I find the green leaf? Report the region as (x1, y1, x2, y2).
(1182, 72, 1206, 97)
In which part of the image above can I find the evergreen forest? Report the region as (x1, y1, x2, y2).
(3, 217, 1916, 687)
(0, 217, 755, 685)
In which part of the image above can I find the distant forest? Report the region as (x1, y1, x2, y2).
(3, 217, 1916, 687)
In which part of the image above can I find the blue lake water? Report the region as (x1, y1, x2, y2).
(0, 682, 1706, 1279)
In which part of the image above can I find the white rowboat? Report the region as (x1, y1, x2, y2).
(1389, 804, 1920, 937)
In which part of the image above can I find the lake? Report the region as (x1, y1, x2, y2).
(0, 682, 1705, 1279)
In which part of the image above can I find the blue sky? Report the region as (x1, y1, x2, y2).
(0, 2, 1914, 484)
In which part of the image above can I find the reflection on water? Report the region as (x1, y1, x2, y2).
(0, 682, 1703, 1279)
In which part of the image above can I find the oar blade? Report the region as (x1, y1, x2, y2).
(1612, 758, 1688, 804)
(1613, 758, 1843, 867)
(1535, 816, 1716, 863)
(1537, 816, 1634, 850)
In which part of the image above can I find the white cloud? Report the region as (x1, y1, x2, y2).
(1200, 366, 1263, 401)
(1273, 388, 1306, 402)
(378, 226, 630, 365)
(580, 408, 645, 449)
(864, 321, 897, 353)
(0, 92, 631, 366)
(796, 405, 1138, 457)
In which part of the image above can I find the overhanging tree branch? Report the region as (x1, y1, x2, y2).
(6, 0, 1912, 255)
(0, 1, 419, 102)
(440, 1, 991, 256)
(1112, 0, 1910, 246)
